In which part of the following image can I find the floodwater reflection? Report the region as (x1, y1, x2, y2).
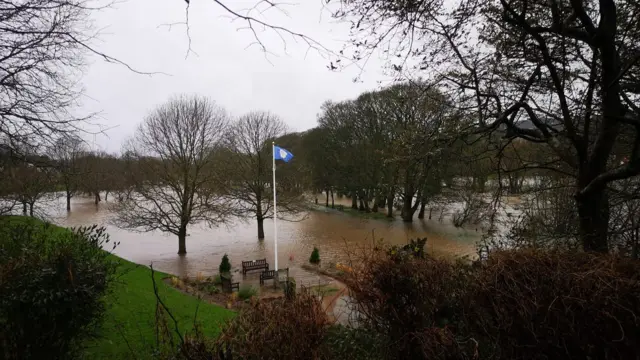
(41, 194, 479, 286)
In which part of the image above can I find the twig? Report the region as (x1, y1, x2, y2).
(150, 264, 186, 349)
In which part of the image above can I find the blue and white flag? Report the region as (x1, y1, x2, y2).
(274, 146, 294, 162)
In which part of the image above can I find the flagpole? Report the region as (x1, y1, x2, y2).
(272, 142, 278, 274)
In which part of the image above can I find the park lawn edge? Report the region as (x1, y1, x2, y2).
(0, 215, 234, 359)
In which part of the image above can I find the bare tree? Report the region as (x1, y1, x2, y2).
(176, 0, 330, 60)
(334, 0, 640, 252)
(113, 95, 231, 255)
(224, 111, 305, 239)
(50, 134, 86, 211)
(0, 0, 132, 150)
(1, 143, 55, 217)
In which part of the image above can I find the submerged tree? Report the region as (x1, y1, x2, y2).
(224, 111, 305, 239)
(334, 0, 640, 252)
(113, 95, 230, 255)
(50, 135, 85, 211)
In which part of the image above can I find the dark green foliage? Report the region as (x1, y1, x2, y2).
(212, 273, 222, 286)
(0, 217, 117, 360)
(387, 237, 427, 261)
(201, 283, 221, 295)
(219, 253, 231, 274)
(237, 285, 257, 300)
(309, 247, 320, 264)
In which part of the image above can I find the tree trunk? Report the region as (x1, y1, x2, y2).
(418, 201, 426, 219)
(576, 188, 609, 252)
(372, 195, 379, 213)
(401, 199, 413, 222)
(29, 203, 34, 217)
(104, 191, 109, 201)
(632, 226, 639, 259)
(257, 216, 265, 240)
(429, 208, 433, 220)
(178, 226, 187, 255)
(401, 193, 412, 222)
(330, 189, 335, 208)
(256, 197, 265, 239)
(401, 191, 421, 222)
(94, 192, 101, 205)
(325, 190, 329, 207)
(351, 191, 358, 209)
(66, 192, 71, 211)
(386, 192, 394, 218)
(359, 197, 365, 211)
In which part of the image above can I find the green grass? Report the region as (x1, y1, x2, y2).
(310, 284, 341, 296)
(83, 255, 235, 359)
(1, 215, 234, 359)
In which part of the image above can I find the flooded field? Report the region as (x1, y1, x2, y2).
(38, 194, 480, 287)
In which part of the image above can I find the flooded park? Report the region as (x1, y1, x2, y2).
(41, 193, 481, 287)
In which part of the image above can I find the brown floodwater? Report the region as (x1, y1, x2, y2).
(42, 194, 479, 287)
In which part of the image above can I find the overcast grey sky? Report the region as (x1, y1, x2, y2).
(80, 0, 388, 152)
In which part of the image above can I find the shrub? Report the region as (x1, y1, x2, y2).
(387, 237, 427, 261)
(324, 325, 384, 360)
(237, 285, 257, 300)
(212, 274, 222, 286)
(284, 277, 296, 300)
(346, 244, 640, 360)
(465, 249, 640, 360)
(204, 284, 221, 295)
(219, 253, 231, 274)
(309, 247, 320, 264)
(215, 291, 330, 359)
(344, 248, 471, 359)
(0, 218, 117, 359)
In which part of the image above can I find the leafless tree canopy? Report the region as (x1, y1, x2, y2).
(113, 95, 231, 255)
(333, 0, 640, 252)
(0, 0, 96, 149)
(177, 0, 331, 60)
(50, 134, 86, 211)
(224, 111, 306, 239)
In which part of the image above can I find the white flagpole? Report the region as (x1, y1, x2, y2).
(272, 142, 278, 273)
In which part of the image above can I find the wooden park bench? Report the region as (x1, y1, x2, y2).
(336, 205, 345, 211)
(221, 274, 239, 293)
(260, 268, 290, 286)
(242, 258, 269, 275)
(260, 270, 275, 285)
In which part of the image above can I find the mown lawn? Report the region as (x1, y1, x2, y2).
(83, 255, 235, 359)
(0, 215, 234, 359)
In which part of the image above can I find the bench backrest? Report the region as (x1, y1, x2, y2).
(261, 270, 275, 277)
(242, 259, 267, 266)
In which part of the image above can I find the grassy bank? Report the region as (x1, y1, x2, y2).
(0, 216, 233, 359)
(310, 203, 394, 221)
(84, 255, 235, 359)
